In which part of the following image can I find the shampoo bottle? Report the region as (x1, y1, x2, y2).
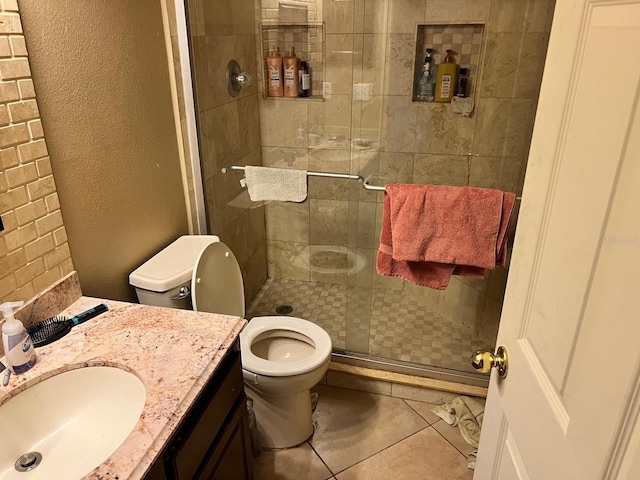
(266, 47, 284, 97)
(298, 61, 310, 97)
(456, 67, 469, 97)
(1, 301, 36, 374)
(435, 50, 458, 103)
(283, 47, 300, 98)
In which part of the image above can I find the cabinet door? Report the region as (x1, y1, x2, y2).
(173, 352, 244, 479)
(196, 396, 253, 480)
(144, 455, 167, 479)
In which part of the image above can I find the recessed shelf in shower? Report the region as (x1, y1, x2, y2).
(412, 23, 485, 104)
(259, 22, 325, 100)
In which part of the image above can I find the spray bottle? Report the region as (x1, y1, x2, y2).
(416, 48, 435, 102)
(1, 301, 36, 374)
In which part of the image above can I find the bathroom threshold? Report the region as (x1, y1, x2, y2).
(329, 352, 488, 395)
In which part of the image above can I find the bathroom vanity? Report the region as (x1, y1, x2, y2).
(145, 346, 253, 479)
(0, 296, 251, 479)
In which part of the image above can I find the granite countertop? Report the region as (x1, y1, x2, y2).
(0, 296, 246, 479)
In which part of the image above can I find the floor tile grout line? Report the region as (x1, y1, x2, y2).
(386, 392, 472, 460)
(306, 440, 338, 478)
(319, 425, 431, 477)
(401, 398, 442, 426)
(254, 383, 474, 479)
(431, 422, 475, 459)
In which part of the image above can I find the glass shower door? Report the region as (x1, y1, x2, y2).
(342, 0, 551, 377)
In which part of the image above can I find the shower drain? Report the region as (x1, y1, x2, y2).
(275, 305, 293, 315)
(15, 452, 42, 472)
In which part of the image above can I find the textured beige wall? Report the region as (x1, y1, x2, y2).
(0, 1, 74, 304)
(19, 0, 188, 302)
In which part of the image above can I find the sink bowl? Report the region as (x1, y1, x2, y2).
(0, 367, 146, 479)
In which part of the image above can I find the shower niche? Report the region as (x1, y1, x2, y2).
(259, 23, 325, 100)
(412, 24, 485, 104)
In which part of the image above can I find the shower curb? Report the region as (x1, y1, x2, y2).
(325, 362, 488, 399)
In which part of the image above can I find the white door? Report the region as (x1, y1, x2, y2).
(474, 0, 640, 479)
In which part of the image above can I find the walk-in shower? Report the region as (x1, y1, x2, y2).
(182, 0, 555, 386)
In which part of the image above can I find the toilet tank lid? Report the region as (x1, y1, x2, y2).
(129, 235, 220, 292)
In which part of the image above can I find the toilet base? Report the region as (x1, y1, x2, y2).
(245, 385, 314, 449)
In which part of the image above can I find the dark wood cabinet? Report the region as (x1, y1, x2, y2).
(145, 346, 253, 480)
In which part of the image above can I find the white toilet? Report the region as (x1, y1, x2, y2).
(129, 235, 332, 449)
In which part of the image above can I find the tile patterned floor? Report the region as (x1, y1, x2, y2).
(252, 384, 476, 480)
(247, 278, 492, 374)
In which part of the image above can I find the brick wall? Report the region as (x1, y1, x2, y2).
(0, 1, 73, 303)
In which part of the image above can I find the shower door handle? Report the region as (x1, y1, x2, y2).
(471, 346, 508, 379)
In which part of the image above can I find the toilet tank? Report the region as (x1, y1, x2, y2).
(129, 235, 219, 309)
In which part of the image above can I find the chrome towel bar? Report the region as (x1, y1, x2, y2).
(221, 165, 386, 191)
(221, 165, 521, 198)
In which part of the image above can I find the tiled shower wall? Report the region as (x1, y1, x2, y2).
(0, 2, 73, 303)
(257, 0, 554, 345)
(187, 0, 268, 300)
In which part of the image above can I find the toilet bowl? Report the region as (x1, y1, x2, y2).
(129, 235, 332, 449)
(241, 316, 331, 448)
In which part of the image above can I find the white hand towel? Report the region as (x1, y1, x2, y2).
(244, 166, 308, 202)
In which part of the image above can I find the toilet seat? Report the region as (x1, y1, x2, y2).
(191, 242, 332, 378)
(191, 241, 245, 318)
(241, 316, 332, 377)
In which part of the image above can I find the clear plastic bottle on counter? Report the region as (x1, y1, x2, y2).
(1, 301, 36, 374)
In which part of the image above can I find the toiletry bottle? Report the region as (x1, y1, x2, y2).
(416, 48, 435, 102)
(435, 50, 458, 103)
(1, 301, 36, 374)
(266, 46, 284, 97)
(456, 67, 469, 97)
(283, 47, 300, 98)
(299, 61, 310, 97)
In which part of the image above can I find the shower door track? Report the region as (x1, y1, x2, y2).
(330, 350, 489, 388)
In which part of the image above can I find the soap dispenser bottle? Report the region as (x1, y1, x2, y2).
(416, 48, 435, 102)
(1, 301, 36, 374)
(435, 50, 459, 103)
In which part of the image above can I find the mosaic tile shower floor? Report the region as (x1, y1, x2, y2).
(247, 278, 492, 374)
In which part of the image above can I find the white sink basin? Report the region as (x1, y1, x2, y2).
(0, 367, 146, 479)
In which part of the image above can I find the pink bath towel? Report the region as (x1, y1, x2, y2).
(376, 184, 516, 289)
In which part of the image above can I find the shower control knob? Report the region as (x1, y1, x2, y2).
(234, 72, 252, 87)
(227, 59, 251, 97)
(471, 346, 508, 379)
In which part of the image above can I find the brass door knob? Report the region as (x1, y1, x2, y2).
(471, 346, 508, 379)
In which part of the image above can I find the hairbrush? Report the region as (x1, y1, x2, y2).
(27, 303, 109, 347)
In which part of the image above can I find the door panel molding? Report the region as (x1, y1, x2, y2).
(518, 338, 569, 433)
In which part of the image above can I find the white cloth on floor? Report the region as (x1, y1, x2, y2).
(244, 166, 307, 202)
(432, 395, 485, 448)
